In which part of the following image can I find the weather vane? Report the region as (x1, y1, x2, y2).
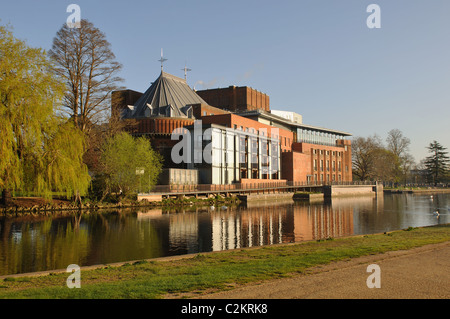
(158, 48, 167, 71)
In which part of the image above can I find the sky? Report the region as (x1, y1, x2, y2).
(1, 0, 450, 163)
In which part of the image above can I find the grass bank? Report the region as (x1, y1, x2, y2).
(1, 224, 449, 299)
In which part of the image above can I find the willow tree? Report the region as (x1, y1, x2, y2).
(0, 24, 91, 205)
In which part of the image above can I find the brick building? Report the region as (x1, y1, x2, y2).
(196, 87, 353, 183)
(113, 69, 352, 185)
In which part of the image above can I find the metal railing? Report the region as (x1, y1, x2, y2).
(145, 180, 377, 194)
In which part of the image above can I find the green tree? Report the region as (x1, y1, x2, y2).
(424, 141, 449, 185)
(0, 24, 90, 205)
(98, 132, 162, 199)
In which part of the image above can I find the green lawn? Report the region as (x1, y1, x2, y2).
(1, 224, 449, 299)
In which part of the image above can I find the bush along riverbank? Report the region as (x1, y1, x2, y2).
(0, 194, 240, 216)
(0, 223, 449, 299)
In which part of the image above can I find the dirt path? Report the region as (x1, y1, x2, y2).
(192, 241, 450, 299)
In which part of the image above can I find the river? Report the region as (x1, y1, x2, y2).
(0, 193, 449, 276)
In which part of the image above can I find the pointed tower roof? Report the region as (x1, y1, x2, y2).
(125, 71, 208, 119)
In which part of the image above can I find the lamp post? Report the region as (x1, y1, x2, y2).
(136, 167, 145, 193)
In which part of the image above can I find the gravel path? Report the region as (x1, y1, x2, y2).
(194, 241, 450, 299)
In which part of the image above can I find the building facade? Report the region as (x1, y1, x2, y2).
(113, 69, 352, 185)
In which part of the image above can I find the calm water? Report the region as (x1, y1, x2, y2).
(0, 193, 449, 276)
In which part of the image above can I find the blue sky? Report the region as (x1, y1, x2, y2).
(1, 0, 450, 163)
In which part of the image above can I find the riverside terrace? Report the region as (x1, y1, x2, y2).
(137, 181, 383, 202)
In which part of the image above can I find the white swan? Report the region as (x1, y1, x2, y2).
(210, 205, 215, 211)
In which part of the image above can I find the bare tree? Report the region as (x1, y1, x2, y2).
(352, 135, 384, 181)
(386, 129, 410, 158)
(48, 19, 123, 133)
(386, 129, 415, 183)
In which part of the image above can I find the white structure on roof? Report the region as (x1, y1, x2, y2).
(271, 110, 302, 124)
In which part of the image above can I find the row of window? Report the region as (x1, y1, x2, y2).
(232, 124, 291, 146)
(313, 159, 342, 172)
(312, 149, 344, 157)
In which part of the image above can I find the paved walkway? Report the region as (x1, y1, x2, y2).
(196, 241, 450, 299)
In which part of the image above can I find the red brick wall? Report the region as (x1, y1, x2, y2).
(196, 86, 270, 112)
(191, 103, 229, 118)
(298, 141, 352, 182)
(130, 118, 195, 135)
(281, 141, 352, 183)
(281, 151, 311, 183)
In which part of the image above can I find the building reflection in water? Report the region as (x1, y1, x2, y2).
(154, 197, 375, 253)
(135, 196, 380, 255)
(208, 199, 358, 252)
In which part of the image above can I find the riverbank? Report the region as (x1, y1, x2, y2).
(3, 187, 448, 216)
(0, 195, 238, 216)
(384, 187, 450, 194)
(0, 223, 449, 299)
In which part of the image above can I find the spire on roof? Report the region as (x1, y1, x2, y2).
(158, 48, 167, 72)
(181, 61, 191, 81)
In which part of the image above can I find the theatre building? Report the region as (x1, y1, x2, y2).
(113, 68, 352, 185)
